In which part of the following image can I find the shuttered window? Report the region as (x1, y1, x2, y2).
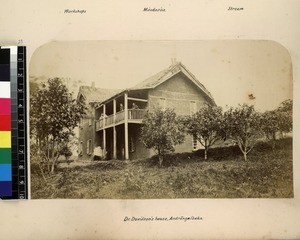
(87, 139, 92, 155)
(79, 141, 83, 155)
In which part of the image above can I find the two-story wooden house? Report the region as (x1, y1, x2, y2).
(88, 61, 216, 160)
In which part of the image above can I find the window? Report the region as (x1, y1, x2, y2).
(89, 118, 92, 126)
(192, 135, 202, 151)
(79, 141, 83, 155)
(190, 101, 197, 115)
(160, 98, 166, 110)
(192, 135, 198, 151)
(87, 139, 92, 155)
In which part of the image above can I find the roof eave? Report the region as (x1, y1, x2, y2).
(95, 89, 128, 109)
(76, 90, 87, 102)
(178, 64, 215, 102)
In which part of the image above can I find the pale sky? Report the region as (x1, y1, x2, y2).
(29, 40, 292, 111)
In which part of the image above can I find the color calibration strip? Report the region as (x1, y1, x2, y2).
(0, 46, 27, 199)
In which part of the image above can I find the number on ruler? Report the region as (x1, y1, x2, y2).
(18, 39, 23, 44)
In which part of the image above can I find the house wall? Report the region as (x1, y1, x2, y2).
(78, 102, 96, 160)
(147, 72, 212, 154)
(148, 72, 211, 114)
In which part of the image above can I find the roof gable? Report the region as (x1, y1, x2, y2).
(77, 86, 120, 104)
(130, 62, 215, 103)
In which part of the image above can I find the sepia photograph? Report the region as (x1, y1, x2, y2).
(29, 40, 293, 199)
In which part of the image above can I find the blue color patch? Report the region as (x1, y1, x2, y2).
(0, 164, 11, 181)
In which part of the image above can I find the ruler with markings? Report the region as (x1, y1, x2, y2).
(0, 46, 28, 200)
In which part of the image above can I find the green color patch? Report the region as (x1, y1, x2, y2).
(0, 148, 11, 164)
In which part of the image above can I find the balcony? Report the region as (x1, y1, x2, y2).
(115, 110, 125, 124)
(128, 109, 147, 121)
(106, 114, 114, 126)
(95, 119, 104, 130)
(96, 109, 147, 131)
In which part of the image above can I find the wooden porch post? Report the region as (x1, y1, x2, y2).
(124, 92, 129, 160)
(113, 99, 117, 159)
(103, 104, 106, 159)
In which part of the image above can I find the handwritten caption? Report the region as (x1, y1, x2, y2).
(124, 216, 203, 222)
(143, 7, 166, 12)
(64, 9, 87, 14)
(228, 6, 244, 11)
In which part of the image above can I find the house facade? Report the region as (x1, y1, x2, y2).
(78, 62, 216, 160)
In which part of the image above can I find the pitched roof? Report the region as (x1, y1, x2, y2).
(130, 62, 214, 101)
(77, 86, 120, 104)
(86, 61, 215, 106)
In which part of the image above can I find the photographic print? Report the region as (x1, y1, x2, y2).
(29, 40, 293, 199)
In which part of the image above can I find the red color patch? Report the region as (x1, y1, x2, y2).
(0, 115, 11, 131)
(0, 98, 10, 115)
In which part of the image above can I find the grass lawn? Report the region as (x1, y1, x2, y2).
(31, 138, 293, 199)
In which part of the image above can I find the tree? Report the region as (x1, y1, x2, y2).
(278, 99, 292, 113)
(261, 99, 292, 141)
(30, 78, 86, 173)
(224, 104, 263, 161)
(182, 104, 223, 160)
(277, 99, 293, 136)
(60, 145, 73, 163)
(261, 110, 280, 140)
(260, 110, 280, 151)
(140, 108, 185, 166)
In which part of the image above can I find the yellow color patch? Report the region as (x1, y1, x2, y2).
(0, 131, 11, 148)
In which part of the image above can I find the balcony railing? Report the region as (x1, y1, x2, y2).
(96, 109, 147, 131)
(106, 114, 114, 126)
(128, 109, 146, 120)
(96, 119, 104, 130)
(115, 110, 125, 123)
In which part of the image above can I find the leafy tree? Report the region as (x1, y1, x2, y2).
(182, 104, 223, 160)
(261, 99, 292, 143)
(141, 108, 185, 166)
(30, 78, 86, 173)
(60, 145, 73, 163)
(277, 99, 293, 135)
(224, 104, 263, 161)
(278, 99, 292, 113)
(260, 110, 281, 151)
(261, 110, 280, 140)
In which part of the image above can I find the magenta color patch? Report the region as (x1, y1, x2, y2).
(0, 98, 11, 115)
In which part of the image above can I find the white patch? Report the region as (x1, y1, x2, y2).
(0, 82, 11, 98)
